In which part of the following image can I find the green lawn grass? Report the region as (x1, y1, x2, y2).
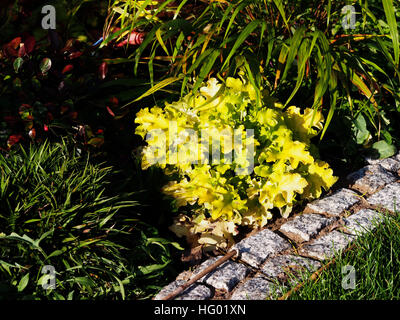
(279, 211, 400, 300)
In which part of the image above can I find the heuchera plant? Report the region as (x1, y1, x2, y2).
(135, 76, 338, 250)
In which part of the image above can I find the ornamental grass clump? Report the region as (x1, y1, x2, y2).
(135, 76, 338, 249)
(0, 140, 180, 300)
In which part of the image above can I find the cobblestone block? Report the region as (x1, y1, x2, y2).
(366, 156, 400, 174)
(232, 229, 291, 268)
(279, 214, 334, 243)
(192, 257, 250, 292)
(299, 231, 355, 261)
(305, 188, 360, 216)
(347, 165, 396, 194)
(230, 275, 282, 300)
(342, 209, 384, 236)
(261, 254, 321, 285)
(367, 182, 400, 213)
(153, 280, 213, 300)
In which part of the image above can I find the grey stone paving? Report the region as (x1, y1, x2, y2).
(367, 182, 400, 213)
(305, 188, 360, 216)
(347, 165, 397, 194)
(366, 156, 400, 174)
(342, 209, 384, 236)
(232, 228, 291, 268)
(153, 280, 213, 300)
(192, 257, 249, 292)
(279, 214, 334, 243)
(261, 254, 321, 285)
(299, 231, 355, 261)
(230, 275, 282, 300)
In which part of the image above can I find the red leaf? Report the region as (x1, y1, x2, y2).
(18, 43, 26, 57)
(68, 51, 83, 59)
(9, 37, 21, 50)
(4, 37, 21, 57)
(109, 96, 119, 106)
(99, 62, 108, 80)
(106, 106, 115, 117)
(24, 35, 36, 54)
(62, 64, 74, 74)
(7, 134, 23, 147)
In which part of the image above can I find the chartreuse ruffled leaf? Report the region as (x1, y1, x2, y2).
(135, 77, 337, 250)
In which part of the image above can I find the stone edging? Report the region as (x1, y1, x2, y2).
(154, 152, 400, 300)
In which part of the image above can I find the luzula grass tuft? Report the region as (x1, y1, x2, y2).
(275, 211, 400, 300)
(0, 140, 181, 300)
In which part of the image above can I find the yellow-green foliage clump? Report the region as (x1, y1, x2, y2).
(135, 76, 338, 250)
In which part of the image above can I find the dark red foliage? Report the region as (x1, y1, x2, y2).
(3, 37, 21, 57)
(109, 96, 119, 106)
(23, 35, 36, 54)
(62, 64, 74, 74)
(0, 2, 140, 160)
(7, 134, 23, 147)
(67, 51, 83, 59)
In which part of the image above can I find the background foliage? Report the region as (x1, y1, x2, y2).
(0, 140, 182, 300)
(0, 0, 399, 299)
(106, 0, 400, 172)
(0, 0, 184, 300)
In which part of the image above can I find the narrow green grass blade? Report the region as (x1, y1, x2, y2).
(281, 26, 306, 82)
(192, 49, 220, 94)
(320, 70, 338, 140)
(173, 0, 190, 20)
(223, 1, 247, 40)
(284, 32, 318, 107)
(155, 28, 170, 56)
(123, 75, 184, 107)
(222, 20, 261, 70)
(272, 0, 289, 31)
(217, 1, 237, 34)
(326, 0, 332, 29)
(180, 48, 214, 96)
(172, 31, 185, 63)
(134, 25, 158, 75)
(243, 56, 261, 107)
(151, 0, 175, 19)
(382, 0, 399, 67)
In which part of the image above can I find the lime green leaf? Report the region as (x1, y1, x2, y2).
(18, 273, 29, 292)
(13, 57, 24, 73)
(39, 58, 52, 74)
